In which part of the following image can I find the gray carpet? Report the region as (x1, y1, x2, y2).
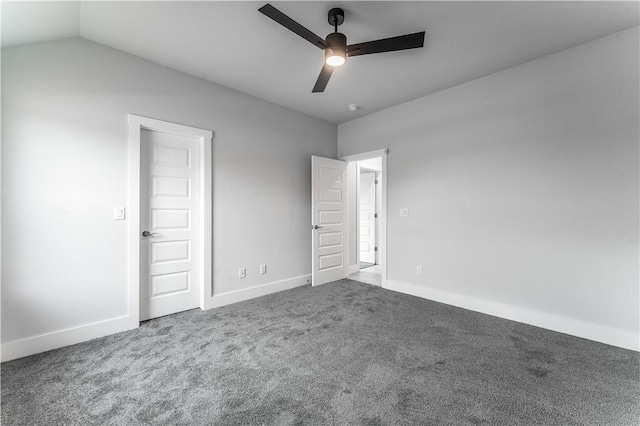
(2, 279, 639, 425)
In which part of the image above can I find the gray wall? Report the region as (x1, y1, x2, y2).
(338, 27, 639, 337)
(2, 38, 336, 343)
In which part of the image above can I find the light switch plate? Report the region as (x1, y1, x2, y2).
(400, 208, 409, 217)
(114, 207, 126, 220)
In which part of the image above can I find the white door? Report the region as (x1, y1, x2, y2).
(312, 156, 347, 286)
(140, 129, 200, 320)
(359, 171, 376, 264)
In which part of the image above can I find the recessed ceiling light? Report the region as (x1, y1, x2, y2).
(348, 104, 360, 111)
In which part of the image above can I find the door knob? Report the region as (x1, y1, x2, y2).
(313, 225, 323, 230)
(142, 230, 159, 237)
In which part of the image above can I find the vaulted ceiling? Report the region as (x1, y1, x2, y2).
(2, 1, 638, 124)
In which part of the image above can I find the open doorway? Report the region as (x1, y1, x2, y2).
(341, 149, 387, 287)
(358, 162, 381, 269)
(359, 168, 377, 269)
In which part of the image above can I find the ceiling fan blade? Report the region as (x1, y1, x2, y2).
(259, 4, 327, 49)
(347, 31, 425, 57)
(312, 63, 334, 93)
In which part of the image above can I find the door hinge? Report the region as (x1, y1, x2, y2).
(374, 213, 378, 218)
(375, 179, 379, 185)
(374, 247, 378, 252)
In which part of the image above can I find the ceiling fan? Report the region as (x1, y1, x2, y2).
(258, 3, 425, 93)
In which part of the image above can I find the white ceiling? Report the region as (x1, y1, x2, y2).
(2, 1, 638, 124)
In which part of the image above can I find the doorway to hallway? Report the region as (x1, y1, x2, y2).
(341, 150, 387, 287)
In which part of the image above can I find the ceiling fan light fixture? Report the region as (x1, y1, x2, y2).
(325, 47, 346, 66)
(258, 3, 425, 92)
(325, 32, 347, 67)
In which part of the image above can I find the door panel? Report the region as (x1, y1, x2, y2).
(152, 176, 190, 197)
(151, 271, 190, 297)
(152, 144, 191, 167)
(318, 232, 342, 248)
(151, 240, 190, 264)
(312, 156, 347, 286)
(140, 129, 200, 320)
(359, 171, 376, 264)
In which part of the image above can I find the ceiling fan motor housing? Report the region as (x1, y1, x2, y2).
(326, 32, 347, 49)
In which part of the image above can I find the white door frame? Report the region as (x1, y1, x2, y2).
(127, 114, 213, 328)
(341, 149, 388, 287)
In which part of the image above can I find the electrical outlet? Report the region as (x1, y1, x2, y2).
(260, 264, 267, 275)
(400, 208, 409, 217)
(416, 266, 423, 276)
(239, 267, 246, 279)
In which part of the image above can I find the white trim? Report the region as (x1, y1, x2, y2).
(340, 149, 388, 163)
(343, 162, 358, 279)
(127, 120, 141, 329)
(200, 123, 214, 309)
(127, 115, 214, 319)
(209, 275, 311, 308)
(1, 315, 134, 362)
(341, 149, 388, 287)
(385, 279, 640, 352)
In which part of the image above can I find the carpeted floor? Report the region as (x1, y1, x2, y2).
(2, 279, 639, 425)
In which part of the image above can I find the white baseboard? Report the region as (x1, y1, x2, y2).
(208, 274, 311, 308)
(384, 279, 639, 352)
(7, 276, 631, 362)
(349, 264, 359, 274)
(1, 275, 311, 362)
(1, 315, 136, 362)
